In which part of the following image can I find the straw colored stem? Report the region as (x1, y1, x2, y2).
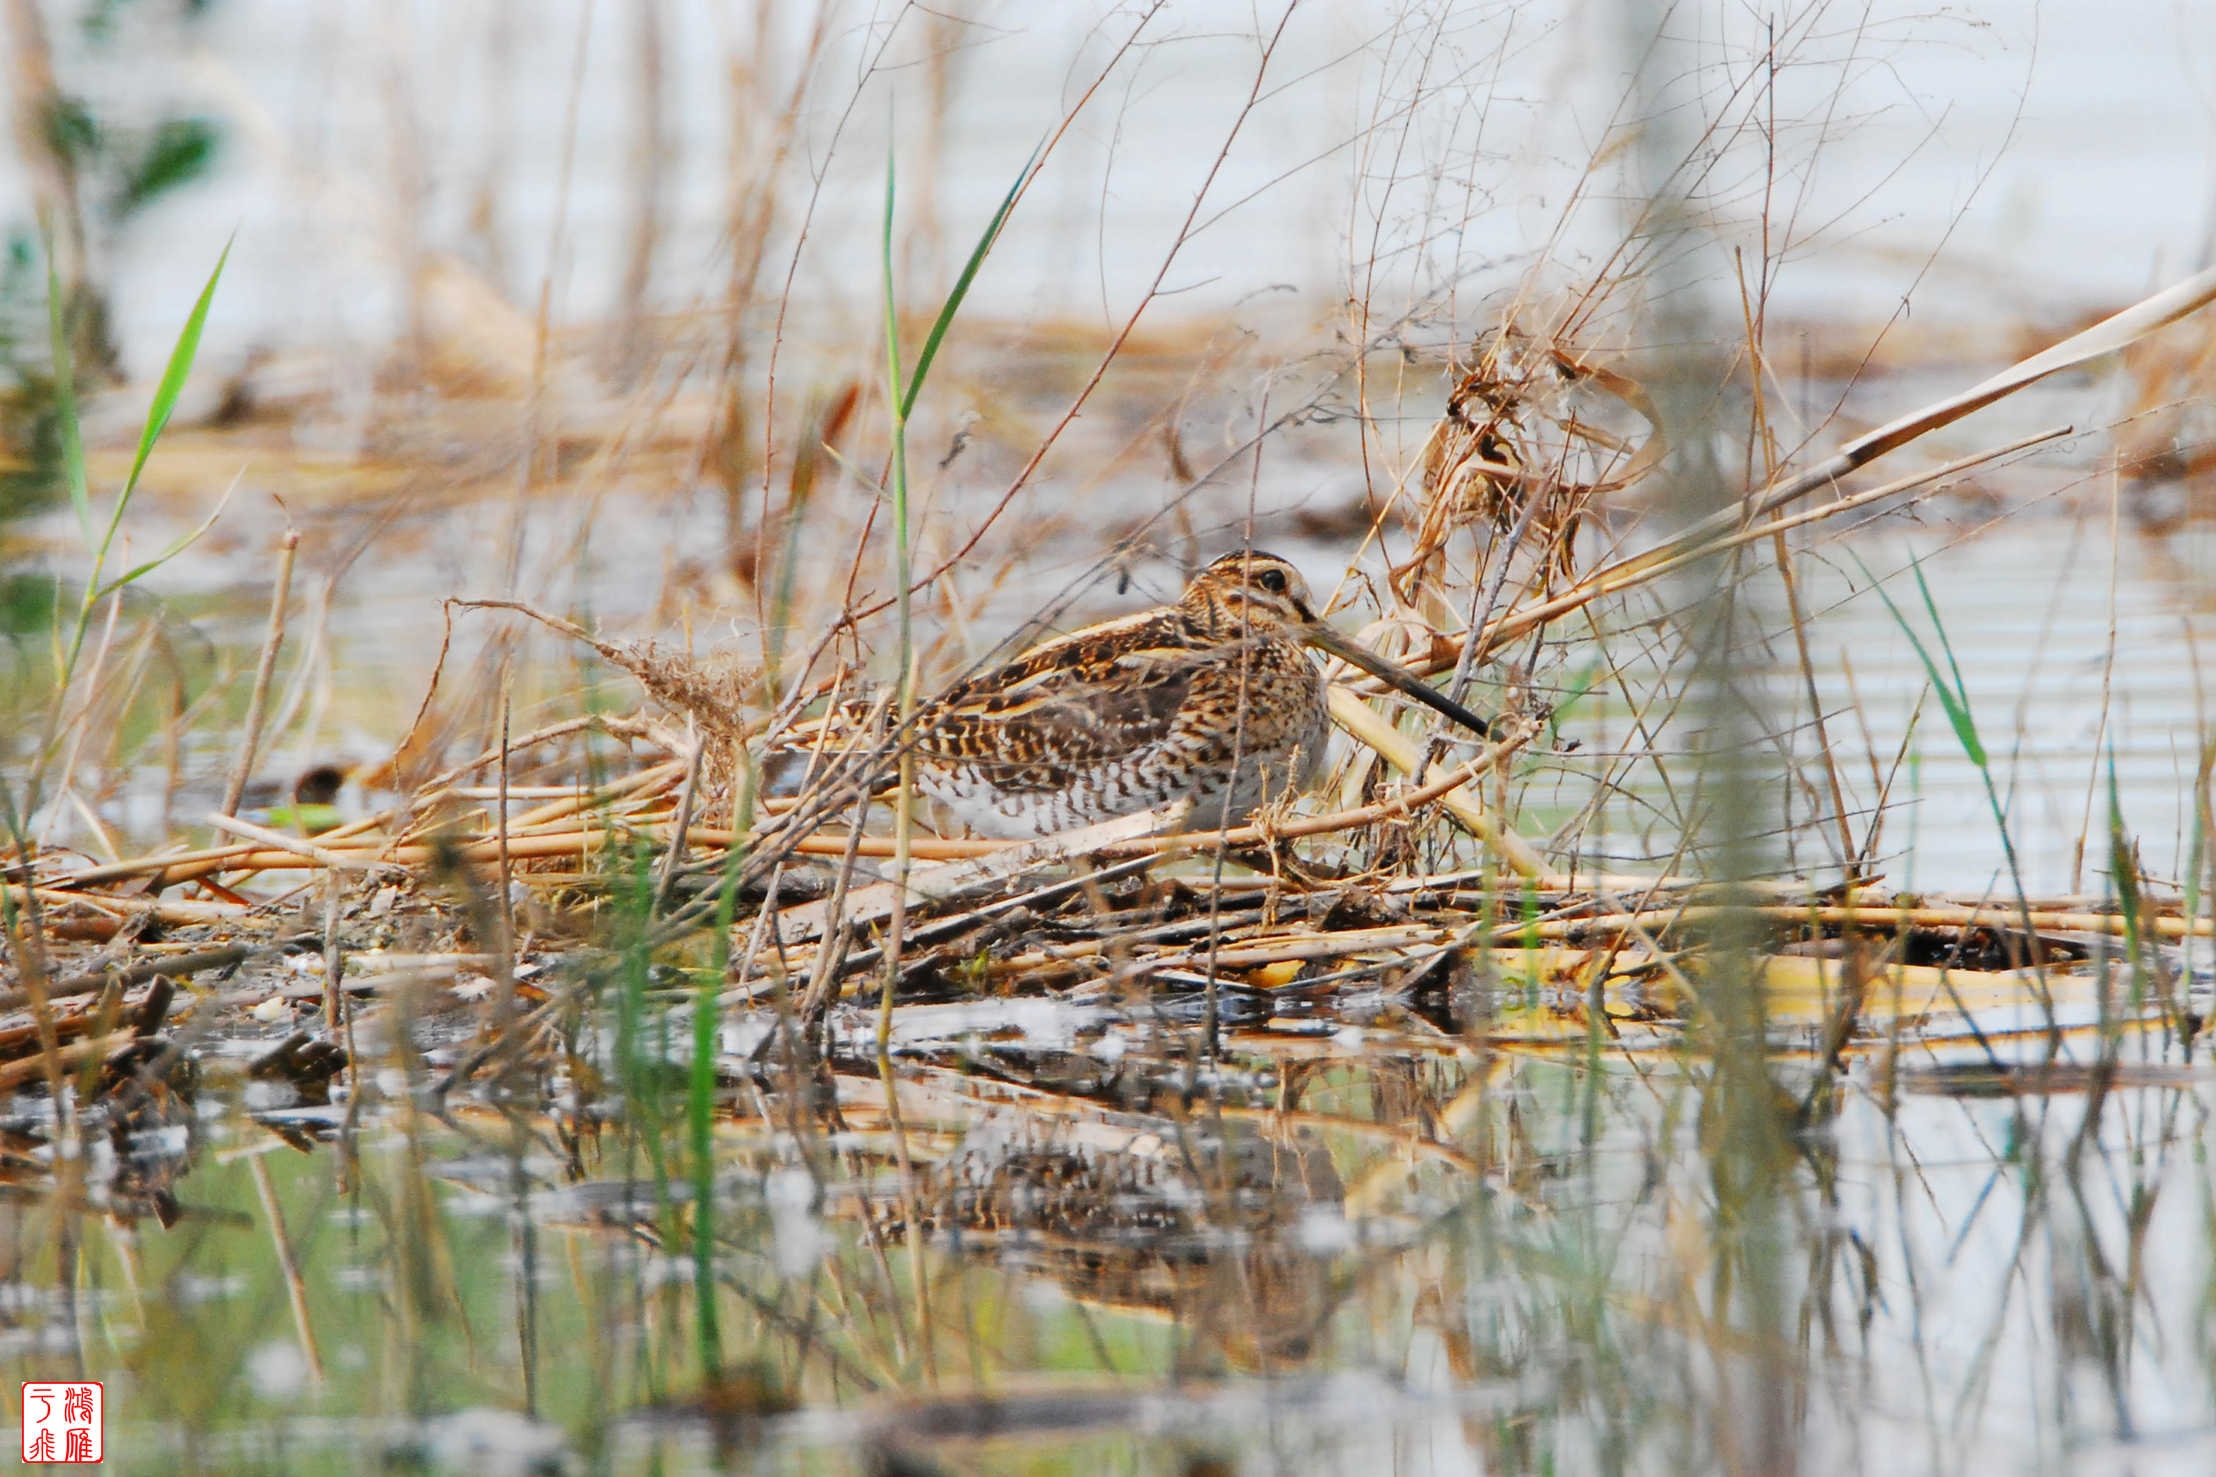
(248, 1151, 326, 1387)
(6, 884, 239, 926)
(219, 530, 299, 820)
(1514, 903, 2216, 943)
(0, 1030, 132, 1094)
(1460, 428, 2068, 670)
(1327, 688, 1545, 877)
(206, 813, 405, 874)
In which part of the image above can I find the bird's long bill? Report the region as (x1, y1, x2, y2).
(1302, 623, 1494, 739)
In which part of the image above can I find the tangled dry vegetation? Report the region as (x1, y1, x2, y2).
(6, 271, 2216, 1233)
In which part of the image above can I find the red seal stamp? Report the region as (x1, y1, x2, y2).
(20, 1382, 103, 1463)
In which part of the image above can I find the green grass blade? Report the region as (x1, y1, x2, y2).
(690, 820, 749, 1379)
(2105, 753, 2143, 982)
(102, 236, 231, 560)
(882, 143, 903, 426)
(1855, 551, 2040, 971)
(1853, 553, 1985, 768)
(881, 140, 914, 679)
(43, 244, 92, 549)
(900, 140, 1040, 419)
(1924, 660, 1984, 768)
(1908, 558, 1981, 749)
(59, 241, 232, 682)
(92, 470, 239, 601)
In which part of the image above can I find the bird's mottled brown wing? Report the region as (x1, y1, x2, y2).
(914, 611, 1231, 793)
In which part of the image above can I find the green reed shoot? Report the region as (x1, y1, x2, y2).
(1858, 552, 2062, 1063)
(1856, 552, 2033, 911)
(876, 137, 1035, 705)
(27, 237, 229, 817)
(875, 137, 1036, 1041)
(50, 237, 230, 682)
(879, 151, 913, 722)
(688, 783, 756, 1379)
(611, 845, 672, 1194)
(2103, 755, 2163, 1031)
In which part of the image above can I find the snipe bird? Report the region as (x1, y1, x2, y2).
(774, 550, 1493, 838)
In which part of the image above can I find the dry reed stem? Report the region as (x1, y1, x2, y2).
(248, 1150, 327, 1386)
(5, 885, 238, 926)
(0, 1030, 132, 1094)
(29, 737, 674, 895)
(1512, 903, 2214, 943)
(1453, 426, 2069, 673)
(1849, 260, 2216, 464)
(744, 875, 2208, 1000)
(205, 814, 404, 875)
(772, 802, 1193, 943)
(157, 761, 686, 891)
(1326, 688, 1546, 877)
(219, 530, 299, 821)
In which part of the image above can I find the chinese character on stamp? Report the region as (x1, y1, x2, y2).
(21, 1381, 103, 1464)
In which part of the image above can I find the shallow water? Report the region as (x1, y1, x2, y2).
(7, 944, 2209, 1476)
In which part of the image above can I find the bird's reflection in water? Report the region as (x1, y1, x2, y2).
(875, 1117, 1348, 1370)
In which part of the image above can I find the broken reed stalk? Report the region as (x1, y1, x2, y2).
(219, 529, 299, 820)
(1410, 258, 2216, 679)
(248, 1153, 328, 1386)
(1508, 902, 2216, 944)
(778, 894, 2216, 999)
(204, 812, 406, 875)
(1454, 426, 2067, 671)
(1326, 688, 1546, 878)
(46, 758, 692, 894)
(494, 682, 516, 998)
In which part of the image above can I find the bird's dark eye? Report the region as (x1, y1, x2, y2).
(1258, 567, 1288, 594)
